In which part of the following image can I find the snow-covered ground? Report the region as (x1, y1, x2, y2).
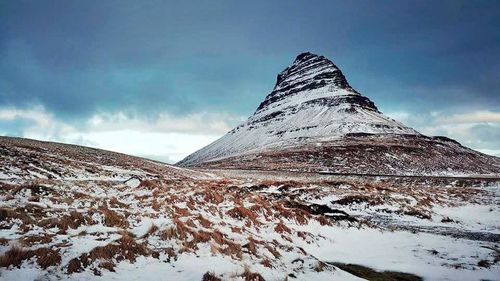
(1, 137, 499, 281)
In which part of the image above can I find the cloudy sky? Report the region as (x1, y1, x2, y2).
(1, 0, 499, 163)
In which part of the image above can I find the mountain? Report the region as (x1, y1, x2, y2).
(178, 52, 500, 176)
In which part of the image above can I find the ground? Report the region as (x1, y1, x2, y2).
(0, 137, 499, 280)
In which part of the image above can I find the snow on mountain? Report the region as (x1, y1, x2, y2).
(179, 52, 419, 166)
(178, 52, 500, 176)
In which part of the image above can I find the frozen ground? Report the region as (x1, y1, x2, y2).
(1, 137, 499, 280)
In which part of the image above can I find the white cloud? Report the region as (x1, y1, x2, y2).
(87, 111, 244, 135)
(434, 110, 500, 124)
(1, 106, 498, 161)
(388, 109, 500, 156)
(0, 106, 242, 163)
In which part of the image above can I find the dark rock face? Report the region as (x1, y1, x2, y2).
(256, 52, 362, 113)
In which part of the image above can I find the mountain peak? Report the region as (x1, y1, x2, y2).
(294, 51, 319, 62)
(259, 52, 358, 113)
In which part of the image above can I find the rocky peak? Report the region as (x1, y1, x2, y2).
(256, 52, 360, 113)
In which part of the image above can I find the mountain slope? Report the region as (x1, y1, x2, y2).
(0, 136, 211, 182)
(178, 52, 500, 176)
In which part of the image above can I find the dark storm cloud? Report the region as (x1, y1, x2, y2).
(0, 0, 499, 123)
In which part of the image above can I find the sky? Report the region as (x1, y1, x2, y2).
(1, 0, 499, 163)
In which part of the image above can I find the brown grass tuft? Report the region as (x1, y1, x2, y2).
(231, 226, 242, 234)
(160, 227, 177, 240)
(245, 237, 258, 256)
(227, 206, 258, 224)
(0, 246, 33, 268)
(33, 247, 61, 269)
(260, 258, 272, 268)
(197, 214, 212, 228)
(202, 271, 222, 281)
(101, 207, 129, 228)
(220, 240, 242, 260)
(99, 261, 116, 272)
(211, 231, 225, 245)
(20, 234, 54, 246)
(174, 206, 191, 217)
(67, 258, 83, 274)
(265, 245, 281, 259)
(316, 215, 331, 226)
(274, 221, 291, 234)
(109, 197, 127, 208)
(0, 208, 33, 225)
(203, 189, 224, 205)
(241, 266, 266, 281)
(138, 180, 158, 189)
(152, 199, 162, 211)
(68, 232, 152, 273)
(142, 224, 159, 238)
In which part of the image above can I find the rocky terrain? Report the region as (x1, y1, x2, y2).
(178, 52, 500, 176)
(1, 137, 499, 280)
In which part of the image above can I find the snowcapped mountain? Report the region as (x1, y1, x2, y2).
(178, 52, 500, 175)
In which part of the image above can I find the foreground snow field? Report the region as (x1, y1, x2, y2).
(1, 137, 499, 281)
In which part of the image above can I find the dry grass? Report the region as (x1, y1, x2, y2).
(315, 215, 331, 226)
(101, 207, 129, 228)
(187, 198, 196, 210)
(403, 208, 432, 220)
(138, 179, 159, 189)
(38, 210, 90, 233)
(151, 199, 162, 211)
(260, 258, 272, 268)
(220, 239, 242, 260)
(174, 206, 191, 217)
(160, 227, 178, 240)
(142, 224, 159, 238)
(68, 232, 154, 274)
(0, 207, 33, 225)
(197, 214, 212, 228)
(109, 197, 127, 208)
(202, 271, 222, 281)
(227, 206, 258, 225)
(240, 266, 266, 281)
(274, 221, 291, 234)
(0, 246, 33, 268)
(201, 189, 225, 205)
(185, 218, 196, 228)
(245, 237, 258, 256)
(273, 203, 309, 225)
(231, 226, 242, 234)
(265, 244, 281, 259)
(20, 234, 54, 246)
(160, 219, 192, 241)
(10, 183, 53, 196)
(33, 248, 61, 269)
(191, 230, 212, 244)
(99, 261, 116, 272)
